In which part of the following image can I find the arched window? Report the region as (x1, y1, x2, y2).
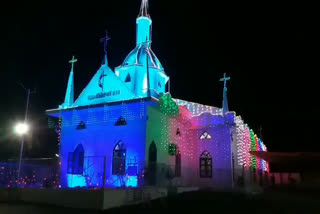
(176, 128, 181, 136)
(149, 141, 157, 163)
(67, 144, 84, 175)
(148, 141, 157, 185)
(76, 121, 86, 130)
(168, 143, 177, 156)
(200, 131, 212, 140)
(200, 151, 212, 178)
(175, 150, 181, 177)
(115, 116, 127, 126)
(112, 141, 126, 175)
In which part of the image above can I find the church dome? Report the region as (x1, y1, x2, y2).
(122, 44, 164, 71)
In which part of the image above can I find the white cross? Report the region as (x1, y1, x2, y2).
(69, 56, 78, 71)
(219, 73, 230, 89)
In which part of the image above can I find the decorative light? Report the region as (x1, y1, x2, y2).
(14, 123, 29, 135)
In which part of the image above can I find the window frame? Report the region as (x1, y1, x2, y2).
(112, 141, 127, 175)
(200, 151, 212, 178)
(67, 144, 84, 175)
(115, 116, 127, 126)
(76, 121, 86, 130)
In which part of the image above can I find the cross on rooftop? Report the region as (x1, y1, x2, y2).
(100, 31, 111, 54)
(219, 73, 230, 89)
(69, 56, 78, 71)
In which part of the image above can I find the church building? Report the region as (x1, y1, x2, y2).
(46, 0, 269, 189)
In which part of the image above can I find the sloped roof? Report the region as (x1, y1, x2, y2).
(72, 64, 135, 107)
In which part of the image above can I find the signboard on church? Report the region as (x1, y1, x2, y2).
(88, 90, 121, 100)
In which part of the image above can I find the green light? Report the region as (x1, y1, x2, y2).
(249, 129, 257, 169)
(159, 93, 179, 115)
(168, 143, 177, 156)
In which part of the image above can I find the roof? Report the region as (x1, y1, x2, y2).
(121, 44, 164, 71)
(46, 96, 160, 117)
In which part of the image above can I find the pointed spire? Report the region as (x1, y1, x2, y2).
(60, 56, 77, 108)
(138, 0, 150, 18)
(219, 73, 230, 115)
(136, 0, 152, 46)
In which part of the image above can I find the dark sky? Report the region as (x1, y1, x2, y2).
(0, 0, 317, 159)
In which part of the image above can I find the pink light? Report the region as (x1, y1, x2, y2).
(254, 136, 261, 170)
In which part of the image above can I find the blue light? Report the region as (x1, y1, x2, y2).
(67, 174, 87, 188)
(136, 17, 152, 46)
(126, 176, 138, 187)
(55, 100, 156, 188)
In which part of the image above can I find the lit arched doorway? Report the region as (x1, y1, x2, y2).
(112, 141, 126, 175)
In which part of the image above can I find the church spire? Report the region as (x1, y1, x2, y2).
(61, 56, 77, 108)
(219, 73, 230, 115)
(138, 0, 150, 18)
(136, 0, 152, 46)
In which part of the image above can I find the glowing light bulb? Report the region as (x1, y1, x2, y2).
(14, 123, 29, 135)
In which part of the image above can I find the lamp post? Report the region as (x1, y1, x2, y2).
(14, 85, 35, 186)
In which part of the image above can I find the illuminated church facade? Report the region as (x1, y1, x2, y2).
(47, 0, 269, 189)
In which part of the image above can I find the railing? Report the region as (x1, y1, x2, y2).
(0, 156, 144, 189)
(0, 158, 59, 188)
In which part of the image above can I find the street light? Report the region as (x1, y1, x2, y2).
(15, 83, 36, 187)
(14, 123, 29, 135)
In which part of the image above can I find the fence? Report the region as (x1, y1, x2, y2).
(65, 156, 145, 189)
(0, 157, 301, 189)
(0, 158, 59, 188)
(0, 156, 145, 189)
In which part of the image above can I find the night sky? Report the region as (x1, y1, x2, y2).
(0, 0, 316, 159)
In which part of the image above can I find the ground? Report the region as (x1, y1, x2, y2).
(1, 188, 319, 214)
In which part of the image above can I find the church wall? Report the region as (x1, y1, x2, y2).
(146, 106, 168, 165)
(115, 65, 137, 94)
(193, 125, 233, 189)
(145, 106, 171, 186)
(146, 104, 234, 188)
(115, 65, 167, 99)
(149, 68, 167, 96)
(167, 111, 197, 187)
(117, 65, 148, 98)
(58, 100, 156, 188)
(231, 117, 246, 186)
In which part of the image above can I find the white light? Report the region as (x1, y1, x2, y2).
(55, 154, 59, 157)
(14, 123, 29, 135)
